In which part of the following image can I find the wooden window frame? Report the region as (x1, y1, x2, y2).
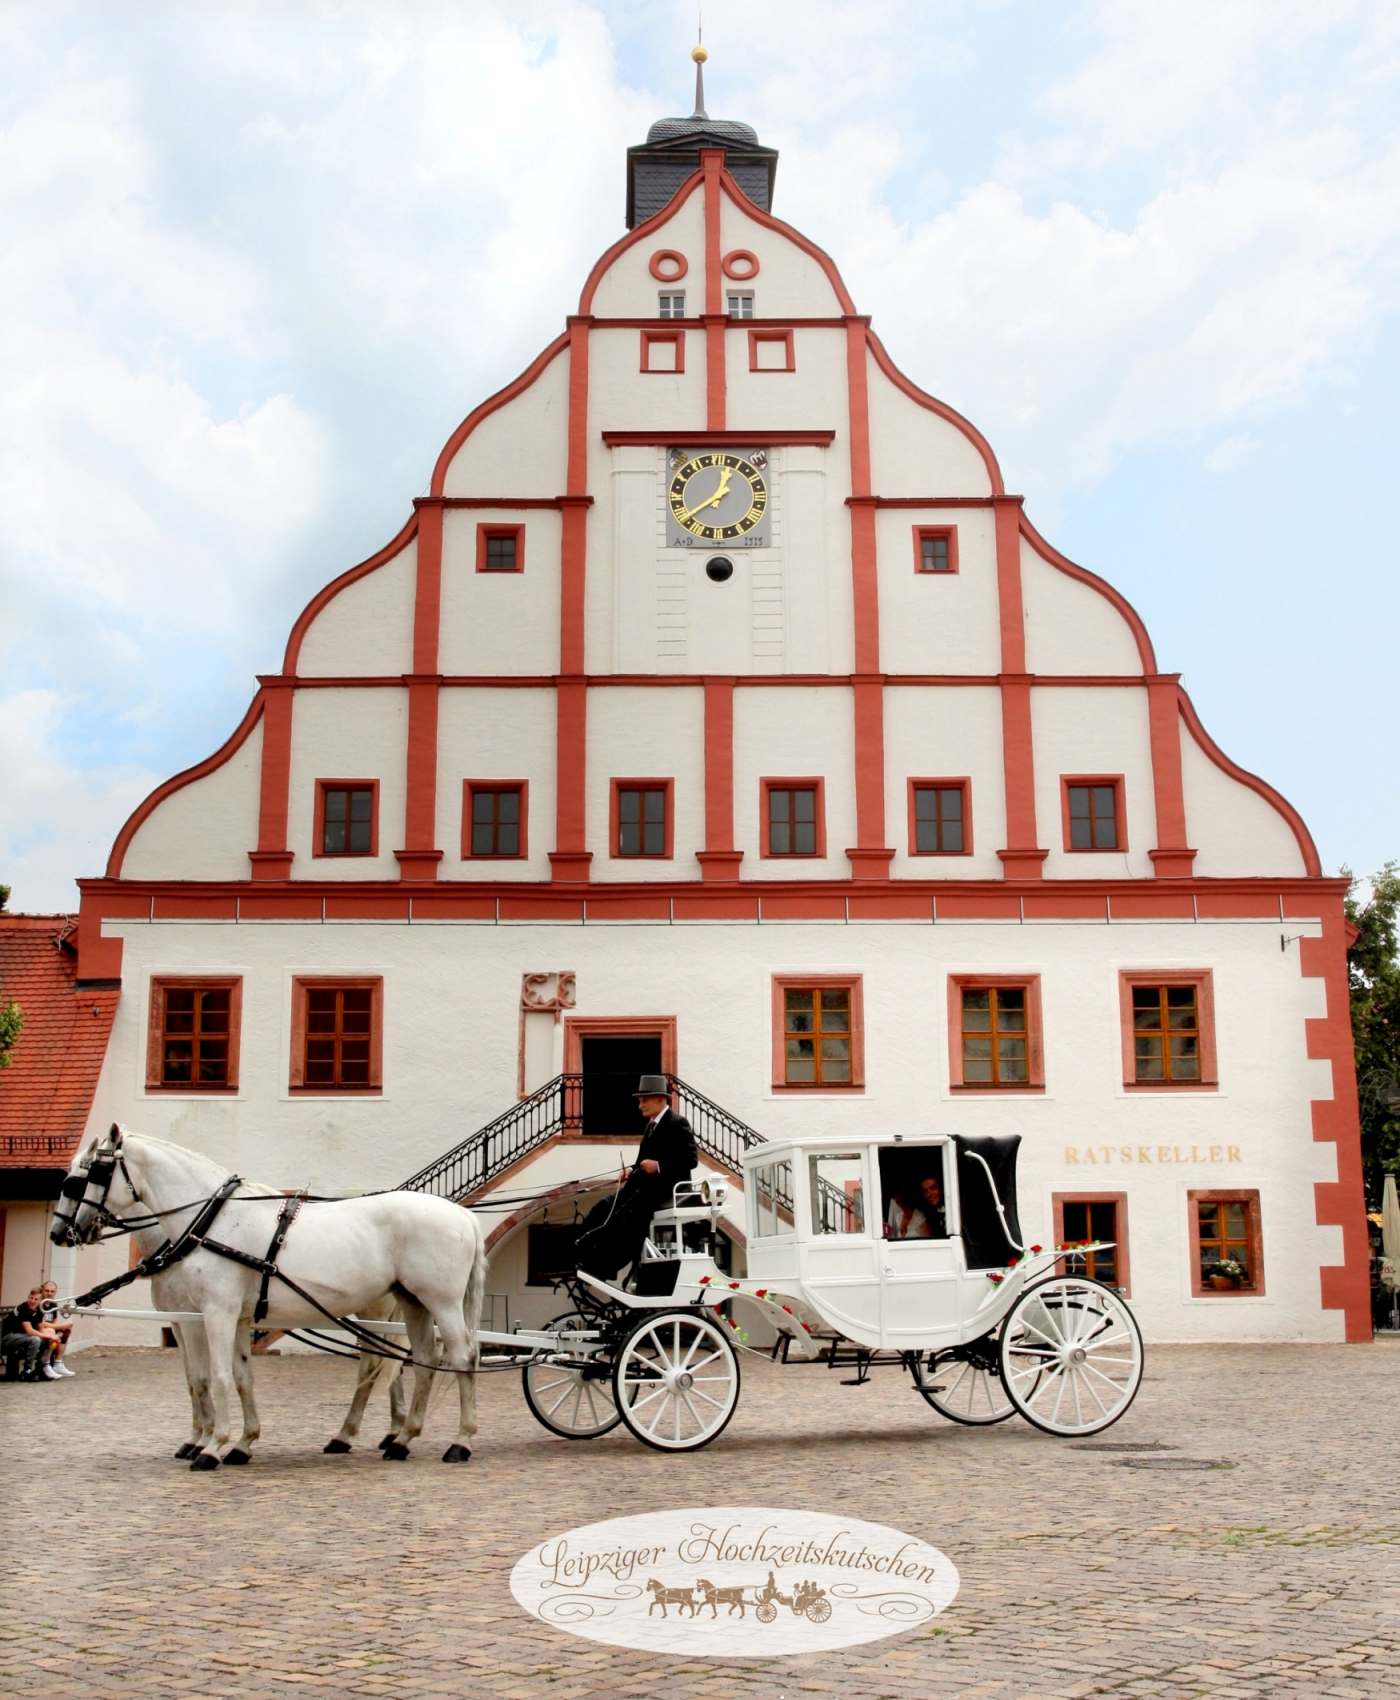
(146, 976, 243, 1094)
(912, 524, 960, 575)
(748, 328, 795, 372)
(462, 780, 529, 861)
(1052, 1192, 1130, 1296)
(474, 523, 526, 574)
(771, 974, 865, 1093)
(947, 974, 1045, 1092)
(610, 778, 675, 860)
(907, 777, 973, 857)
(313, 779, 379, 859)
(1188, 1189, 1265, 1297)
(641, 329, 685, 373)
(290, 976, 383, 1095)
(760, 777, 827, 859)
(1062, 775, 1127, 852)
(1118, 969, 1217, 1091)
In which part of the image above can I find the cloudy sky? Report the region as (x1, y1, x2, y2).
(2, 0, 1397, 910)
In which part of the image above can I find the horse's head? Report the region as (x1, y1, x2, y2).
(645, 1579, 665, 1595)
(51, 1124, 133, 1247)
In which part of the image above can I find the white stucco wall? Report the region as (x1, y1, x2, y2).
(435, 687, 556, 878)
(733, 686, 856, 878)
(865, 353, 995, 497)
(1032, 686, 1156, 879)
(1021, 538, 1143, 676)
(1180, 715, 1308, 878)
(439, 343, 569, 498)
(588, 184, 706, 318)
(585, 686, 705, 881)
(438, 509, 561, 677)
(286, 688, 407, 879)
(884, 685, 1005, 878)
(297, 540, 416, 677)
(590, 325, 705, 433)
(725, 326, 846, 434)
(877, 507, 1000, 676)
(719, 190, 846, 317)
(122, 717, 264, 881)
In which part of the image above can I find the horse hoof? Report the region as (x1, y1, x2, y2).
(223, 1448, 252, 1466)
(174, 1442, 199, 1460)
(441, 1444, 472, 1464)
(378, 1432, 397, 1450)
(323, 1438, 352, 1454)
(190, 1452, 220, 1472)
(381, 1441, 411, 1461)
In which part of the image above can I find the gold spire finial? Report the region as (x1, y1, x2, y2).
(690, 11, 708, 119)
(692, 44, 708, 63)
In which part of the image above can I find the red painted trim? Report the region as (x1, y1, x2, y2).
(1060, 774, 1128, 854)
(412, 504, 443, 672)
(400, 682, 439, 878)
(429, 334, 570, 498)
(640, 329, 685, 374)
(721, 249, 759, 280)
(760, 777, 827, 860)
(771, 974, 865, 1091)
(282, 514, 419, 674)
(474, 522, 526, 573)
(850, 680, 888, 875)
(997, 679, 1044, 880)
(313, 778, 380, 859)
(107, 693, 265, 880)
(648, 250, 688, 282)
(578, 170, 704, 314)
(552, 680, 589, 882)
(563, 1015, 678, 1102)
(855, 496, 1012, 509)
(609, 778, 676, 860)
(703, 678, 737, 876)
(1052, 1192, 1131, 1297)
(994, 500, 1026, 675)
(1117, 969, 1218, 1090)
(1177, 686, 1321, 877)
(703, 151, 727, 428)
(747, 328, 794, 372)
(913, 525, 959, 575)
(865, 328, 1005, 496)
(289, 975, 383, 1094)
(602, 430, 835, 447)
(146, 976, 243, 1095)
(717, 168, 857, 313)
(1300, 906, 1371, 1338)
(414, 496, 588, 510)
(947, 973, 1045, 1091)
(1146, 679, 1194, 876)
(261, 670, 1188, 691)
(1017, 512, 1158, 674)
(462, 780, 529, 861)
(1188, 1189, 1266, 1298)
(907, 778, 973, 857)
(255, 687, 293, 873)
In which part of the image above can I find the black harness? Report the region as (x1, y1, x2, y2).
(72, 1176, 244, 1308)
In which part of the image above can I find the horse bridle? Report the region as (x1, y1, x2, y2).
(52, 1128, 188, 1246)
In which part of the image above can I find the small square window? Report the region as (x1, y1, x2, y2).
(948, 976, 1045, 1091)
(292, 977, 382, 1093)
(658, 292, 686, 318)
(317, 781, 377, 857)
(748, 330, 793, 372)
(912, 525, 959, 574)
(641, 330, 684, 373)
(1118, 970, 1217, 1089)
(772, 975, 865, 1091)
(612, 781, 672, 858)
(1190, 1191, 1264, 1296)
(726, 291, 754, 319)
(475, 523, 526, 573)
(763, 780, 825, 858)
(909, 780, 970, 854)
(464, 782, 527, 859)
(147, 978, 242, 1092)
(1064, 778, 1124, 851)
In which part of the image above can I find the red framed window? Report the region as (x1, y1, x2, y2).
(611, 779, 673, 859)
(1189, 1191, 1264, 1296)
(463, 781, 527, 859)
(762, 779, 826, 858)
(772, 975, 865, 1091)
(146, 978, 242, 1092)
(1063, 776, 1125, 851)
(315, 780, 378, 858)
(748, 329, 794, 372)
(641, 329, 684, 373)
(947, 975, 1045, 1091)
(291, 978, 383, 1094)
(475, 523, 525, 573)
(1053, 1194, 1130, 1294)
(1119, 970, 1217, 1089)
(908, 779, 971, 854)
(912, 525, 959, 574)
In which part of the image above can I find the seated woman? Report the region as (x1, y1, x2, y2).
(886, 1170, 947, 1240)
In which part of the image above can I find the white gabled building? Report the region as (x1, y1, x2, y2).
(64, 65, 1368, 1344)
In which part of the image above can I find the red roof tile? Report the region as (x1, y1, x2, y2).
(0, 916, 117, 1167)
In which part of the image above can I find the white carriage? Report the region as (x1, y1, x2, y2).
(523, 1130, 1145, 1452)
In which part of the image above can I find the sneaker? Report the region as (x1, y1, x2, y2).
(41, 1364, 62, 1379)
(54, 1363, 76, 1377)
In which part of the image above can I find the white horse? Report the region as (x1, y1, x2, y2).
(53, 1126, 484, 1471)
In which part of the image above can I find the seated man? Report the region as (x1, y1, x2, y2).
(2, 1287, 62, 1381)
(886, 1170, 948, 1240)
(39, 1281, 76, 1376)
(574, 1075, 697, 1286)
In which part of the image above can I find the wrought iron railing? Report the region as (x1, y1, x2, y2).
(398, 1072, 765, 1203)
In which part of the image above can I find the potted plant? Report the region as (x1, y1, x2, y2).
(1205, 1258, 1245, 1290)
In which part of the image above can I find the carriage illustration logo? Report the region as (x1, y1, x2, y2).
(511, 1506, 959, 1656)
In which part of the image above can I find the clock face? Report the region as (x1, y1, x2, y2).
(666, 449, 770, 547)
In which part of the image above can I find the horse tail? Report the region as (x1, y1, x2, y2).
(464, 1213, 487, 1368)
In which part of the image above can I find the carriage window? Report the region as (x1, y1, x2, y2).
(752, 1161, 795, 1238)
(879, 1147, 948, 1240)
(147, 978, 242, 1093)
(291, 977, 383, 1093)
(807, 1152, 866, 1236)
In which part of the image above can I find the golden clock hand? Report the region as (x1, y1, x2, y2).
(680, 467, 734, 522)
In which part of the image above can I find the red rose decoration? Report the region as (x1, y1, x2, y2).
(800, 1322, 812, 1332)
(698, 1274, 711, 1284)
(987, 1272, 1005, 1285)
(1030, 1244, 1043, 1254)
(754, 1288, 767, 1298)
(781, 1305, 793, 1314)
(728, 1281, 740, 1290)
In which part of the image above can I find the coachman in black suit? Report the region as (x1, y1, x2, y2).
(574, 1074, 697, 1284)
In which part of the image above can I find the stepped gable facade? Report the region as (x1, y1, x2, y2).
(69, 83, 1367, 1342)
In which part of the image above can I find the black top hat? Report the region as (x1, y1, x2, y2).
(634, 1074, 669, 1097)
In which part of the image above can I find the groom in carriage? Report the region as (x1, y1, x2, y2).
(573, 1075, 697, 1288)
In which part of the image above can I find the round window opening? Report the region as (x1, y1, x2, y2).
(705, 555, 735, 583)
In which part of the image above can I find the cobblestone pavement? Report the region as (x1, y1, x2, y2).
(2, 1339, 1397, 1700)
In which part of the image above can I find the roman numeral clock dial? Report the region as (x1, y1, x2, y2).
(666, 449, 771, 548)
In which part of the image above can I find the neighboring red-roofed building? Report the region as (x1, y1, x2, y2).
(0, 914, 118, 1306)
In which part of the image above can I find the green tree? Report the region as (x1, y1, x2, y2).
(1345, 862, 1400, 1207)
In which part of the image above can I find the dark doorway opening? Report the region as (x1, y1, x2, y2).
(579, 1034, 662, 1135)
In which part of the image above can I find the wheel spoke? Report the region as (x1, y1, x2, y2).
(641, 1392, 674, 1438)
(686, 1348, 726, 1373)
(544, 1378, 579, 1418)
(680, 1388, 706, 1434)
(1080, 1359, 1132, 1395)
(1015, 1315, 1063, 1350)
(1076, 1367, 1111, 1420)
(690, 1387, 727, 1410)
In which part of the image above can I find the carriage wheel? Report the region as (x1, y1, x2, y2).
(522, 1312, 622, 1440)
(999, 1275, 1144, 1437)
(755, 1601, 778, 1624)
(612, 1310, 741, 1452)
(911, 1340, 1018, 1426)
(805, 1597, 833, 1623)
